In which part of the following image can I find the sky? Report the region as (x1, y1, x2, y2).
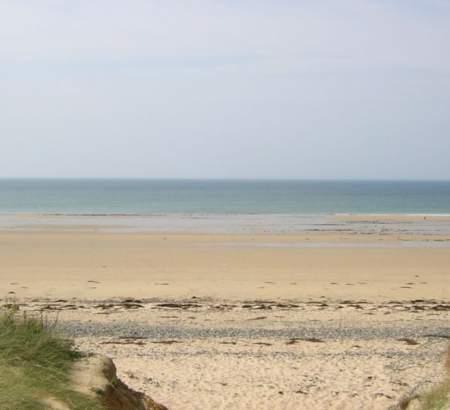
(1, 0, 450, 179)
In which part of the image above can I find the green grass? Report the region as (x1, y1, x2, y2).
(0, 309, 103, 410)
(420, 379, 450, 410)
(400, 345, 450, 410)
(420, 345, 450, 410)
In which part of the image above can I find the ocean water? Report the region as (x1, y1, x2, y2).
(1, 179, 450, 215)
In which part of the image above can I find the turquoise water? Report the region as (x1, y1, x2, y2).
(1, 179, 450, 215)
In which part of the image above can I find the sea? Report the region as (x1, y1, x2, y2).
(1, 179, 450, 235)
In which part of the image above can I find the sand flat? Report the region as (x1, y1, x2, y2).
(334, 213, 450, 222)
(1, 230, 449, 301)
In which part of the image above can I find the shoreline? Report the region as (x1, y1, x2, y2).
(3, 211, 450, 218)
(2, 213, 450, 236)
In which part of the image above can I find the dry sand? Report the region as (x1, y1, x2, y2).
(1, 230, 449, 301)
(14, 298, 450, 410)
(1, 224, 450, 409)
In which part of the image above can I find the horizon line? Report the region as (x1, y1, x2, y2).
(1, 177, 450, 182)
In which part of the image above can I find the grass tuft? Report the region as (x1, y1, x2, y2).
(419, 344, 450, 410)
(0, 308, 103, 410)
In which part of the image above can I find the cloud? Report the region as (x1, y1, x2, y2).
(0, 1, 449, 178)
(1, 0, 449, 70)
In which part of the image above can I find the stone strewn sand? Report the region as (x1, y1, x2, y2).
(11, 299, 450, 410)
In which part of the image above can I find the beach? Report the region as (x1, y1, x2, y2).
(1, 229, 450, 301)
(1, 214, 449, 409)
(2, 0, 449, 404)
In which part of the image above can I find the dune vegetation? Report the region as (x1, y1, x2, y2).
(420, 345, 450, 410)
(399, 344, 450, 410)
(0, 309, 102, 410)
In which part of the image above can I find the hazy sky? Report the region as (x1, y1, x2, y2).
(1, 1, 450, 179)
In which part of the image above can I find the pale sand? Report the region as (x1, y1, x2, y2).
(16, 299, 450, 410)
(1, 227, 450, 409)
(1, 230, 450, 301)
